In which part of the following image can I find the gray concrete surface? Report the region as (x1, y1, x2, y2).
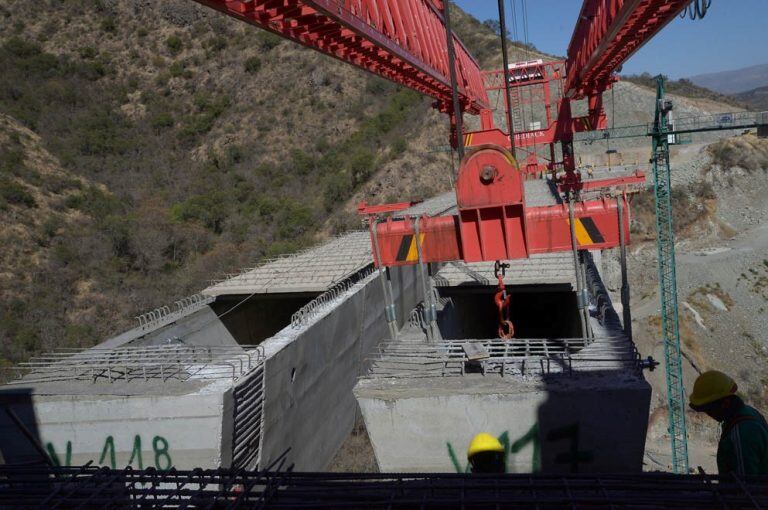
(203, 232, 373, 296)
(356, 373, 650, 473)
(433, 254, 577, 288)
(0, 387, 233, 469)
(98, 301, 233, 350)
(257, 264, 422, 471)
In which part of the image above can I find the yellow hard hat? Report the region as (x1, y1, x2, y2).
(467, 433, 504, 459)
(689, 370, 738, 408)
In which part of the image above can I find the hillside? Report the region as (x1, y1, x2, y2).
(734, 85, 768, 111)
(622, 73, 746, 110)
(690, 63, 768, 95)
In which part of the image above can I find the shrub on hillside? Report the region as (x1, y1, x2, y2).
(348, 147, 375, 186)
(204, 36, 227, 54)
(290, 148, 315, 175)
(277, 199, 314, 239)
(180, 92, 231, 138)
(150, 112, 174, 130)
(2, 37, 59, 77)
(244, 56, 261, 74)
(169, 61, 185, 78)
(100, 17, 117, 34)
(170, 192, 229, 233)
(391, 138, 407, 156)
(0, 178, 36, 208)
(708, 136, 768, 173)
(75, 109, 131, 156)
(256, 31, 282, 51)
(166, 35, 183, 56)
(322, 172, 348, 212)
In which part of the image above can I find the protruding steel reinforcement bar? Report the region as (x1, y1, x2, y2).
(1, 465, 766, 508)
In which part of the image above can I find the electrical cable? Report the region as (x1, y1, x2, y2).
(606, 84, 616, 171)
(695, 0, 711, 19)
(521, 0, 530, 130)
(508, 0, 520, 134)
(509, 0, 518, 46)
(680, 0, 711, 20)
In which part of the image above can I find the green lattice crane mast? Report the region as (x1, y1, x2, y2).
(651, 75, 689, 474)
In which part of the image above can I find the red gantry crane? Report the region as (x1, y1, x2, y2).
(193, 0, 697, 473)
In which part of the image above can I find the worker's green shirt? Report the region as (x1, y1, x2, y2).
(717, 404, 768, 476)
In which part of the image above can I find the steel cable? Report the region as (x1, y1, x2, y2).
(679, 0, 711, 20)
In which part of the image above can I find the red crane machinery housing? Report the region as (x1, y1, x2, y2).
(191, 0, 691, 266)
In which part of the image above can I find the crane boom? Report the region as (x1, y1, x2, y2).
(192, 0, 489, 114)
(565, 0, 690, 99)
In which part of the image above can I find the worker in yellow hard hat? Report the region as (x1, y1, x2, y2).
(467, 433, 506, 473)
(689, 370, 768, 475)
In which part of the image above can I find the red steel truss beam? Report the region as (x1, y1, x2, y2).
(192, 0, 489, 114)
(482, 61, 566, 92)
(565, 0, 690, 99)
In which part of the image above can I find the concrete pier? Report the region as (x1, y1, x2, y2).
(355, 245, 651, 473)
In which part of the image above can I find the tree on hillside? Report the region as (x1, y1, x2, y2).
(482, 19, 510, 38)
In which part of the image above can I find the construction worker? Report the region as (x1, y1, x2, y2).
(689, 370, 768, 476)
(467, 433, 505, 473)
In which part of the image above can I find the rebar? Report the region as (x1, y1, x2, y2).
(290, 264, 376, 328)
(363, 337, 643, 379)
(0, 466, 765, 509)
(1, 345, 265, 385)
(134, 293, 214, 332)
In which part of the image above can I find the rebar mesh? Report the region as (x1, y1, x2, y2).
(290, 264, 376, 328)
(0, 466, 765, 509)
(364, 337, 643, 379)
(1, 344, 265, 385)
(134, 293, 214, 332)
(432, 253, 577, 288)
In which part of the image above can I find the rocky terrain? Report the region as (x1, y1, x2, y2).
(599, 133, 768, 473)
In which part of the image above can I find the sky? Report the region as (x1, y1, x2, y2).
(454, 0, 768, 79)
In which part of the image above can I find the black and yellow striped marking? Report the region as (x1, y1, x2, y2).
(395, 233, 426, 262)
(568, 217, 605, 246)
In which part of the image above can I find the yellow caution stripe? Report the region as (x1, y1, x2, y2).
(567, 217, 605, 246)
(395, 233, 426, 262)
